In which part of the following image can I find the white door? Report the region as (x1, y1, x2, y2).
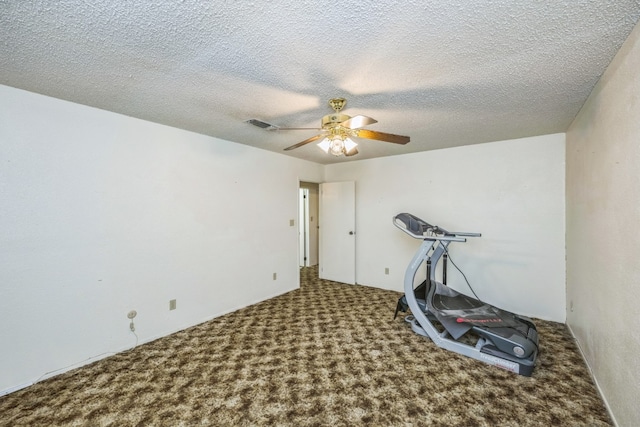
(319, 181, 356, 284)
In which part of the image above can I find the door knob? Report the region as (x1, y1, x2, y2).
(349, 231, 354, 235)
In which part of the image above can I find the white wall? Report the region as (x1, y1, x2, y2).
(0, 85, 323, 394)
(566, 20, 640, 427)
(324, 134, 566, 322)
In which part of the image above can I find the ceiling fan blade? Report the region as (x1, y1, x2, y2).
(283, 134, 324, 151)
(344, 147, 359, 157)
(276, 127, 322, 131)
(340, 115, 377, 129)
(245, 119, 320, 131)
(354, 129, 410, 145)
(245, 118, 279, 130)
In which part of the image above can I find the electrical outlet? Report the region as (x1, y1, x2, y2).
(273, 272, 277, 280)
(385, 268, 389, 275)
(127, 310, 137, 319)
(169, 299, 176, 310)
(289, 219, 295, 226)
(129, 322, 135, 332)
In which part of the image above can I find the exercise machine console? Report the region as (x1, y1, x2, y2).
(393, 213, 539, 376)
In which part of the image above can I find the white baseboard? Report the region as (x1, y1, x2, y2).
(0, 382, 33, 397)
(0, 288, 298, 398)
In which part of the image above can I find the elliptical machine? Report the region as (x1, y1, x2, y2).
(393, 213, 539, 376)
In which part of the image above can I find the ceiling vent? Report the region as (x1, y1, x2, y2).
(245, 119, 278, 130)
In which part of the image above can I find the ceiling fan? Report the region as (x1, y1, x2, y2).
(246, 98, 410, 157)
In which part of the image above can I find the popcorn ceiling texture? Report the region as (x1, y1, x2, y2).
(1, 0, 640, 163)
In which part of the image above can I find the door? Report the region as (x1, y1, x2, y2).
(319, 181, 356, 284)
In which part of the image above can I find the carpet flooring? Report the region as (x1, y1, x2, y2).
(0, 266, 612, 426)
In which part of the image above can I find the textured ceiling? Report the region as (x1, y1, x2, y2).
(2, 1, 640, 164)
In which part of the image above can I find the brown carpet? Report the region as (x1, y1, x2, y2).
(0, 266, 612, 426)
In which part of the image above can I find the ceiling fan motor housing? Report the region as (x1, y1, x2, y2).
(322, 113, 350, 129)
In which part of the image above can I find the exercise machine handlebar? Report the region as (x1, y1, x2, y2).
(393, 213, 481, 241)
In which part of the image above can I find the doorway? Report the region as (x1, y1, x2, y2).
(299, 182, 319, 267)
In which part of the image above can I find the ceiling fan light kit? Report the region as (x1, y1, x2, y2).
(247, 98, 410, 157)
(317, 135, 358, 156)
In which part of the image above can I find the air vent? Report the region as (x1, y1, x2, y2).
(245, 119, 278, 130)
